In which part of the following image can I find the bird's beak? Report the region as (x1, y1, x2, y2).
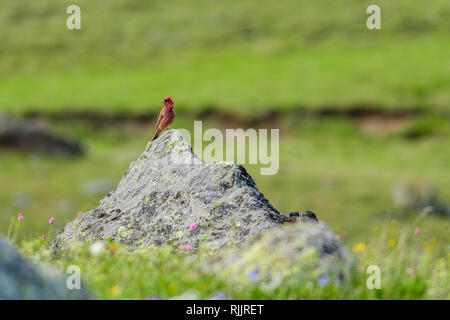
(160, 99, 165, 103)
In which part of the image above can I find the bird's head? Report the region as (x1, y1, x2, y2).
(161, 97, 174, 107)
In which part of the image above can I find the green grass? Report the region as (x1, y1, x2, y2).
(1, 0, 449, 115)
(2, 39, 449, 116)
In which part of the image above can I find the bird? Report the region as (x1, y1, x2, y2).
(152, 97, 176, 141)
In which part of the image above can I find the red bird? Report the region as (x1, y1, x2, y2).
(152, 97, 176, 141)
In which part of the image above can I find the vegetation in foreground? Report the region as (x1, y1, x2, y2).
(16, 216, 449, 300)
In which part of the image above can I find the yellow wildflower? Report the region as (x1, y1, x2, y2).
(110, 285, 121, 297)
(388, 238, 396, 247)
(353, 243, 366, 253)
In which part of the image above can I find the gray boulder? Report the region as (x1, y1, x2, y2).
(53, 129, 298, 251)
(209, 222, 352, 285)
(0, 237, 91, 299)
(392, 184, 450, 217)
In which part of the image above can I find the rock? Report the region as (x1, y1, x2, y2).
(53, 129, 291, 251)
(0, 114, 83, 156)
(52, 129, 351, 279)
(53, 128, 348, 271)
(392, 184, 450, 217)
(209, 222, 352, 285)
(288, 210, 318, 223)
(0, 237, 91, 299)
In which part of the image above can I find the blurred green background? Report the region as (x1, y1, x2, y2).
(1, 0, 449, 257)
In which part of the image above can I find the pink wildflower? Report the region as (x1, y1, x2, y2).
(42, 234, 46, 241)
(181, 244, 192, 252)
(17, 213, 24, 222)
(414, 227, 421, 237)
(49, 217, 55, 224)
(189, 223, 197, 232)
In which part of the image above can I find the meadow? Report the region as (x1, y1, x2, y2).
(0, 0, 449, 299)
(1, 0, 449, 115)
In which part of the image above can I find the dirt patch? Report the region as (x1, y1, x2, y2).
(351, 114, 413, 135)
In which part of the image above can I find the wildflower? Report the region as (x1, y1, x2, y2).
(189, 223, 197, 232)
(41, 234, 46, 241)
(145, 296, 159, 300)
(341, 231, 348, 239)
(181, 244, 192, 252)
(352, 242, 366, 253)
(414, 227, 421, 237)
(318, 276, 329, 287)
(17, 213, 24, 221)
(210, 292, 227, 300)
(90, 241, 105, 256)
(109, 244, 117, 252)
(110, 285, 121, 297)
(247, 268, 259, 282)
(46, 217, 55, 242)
(388, 238, 397, 247)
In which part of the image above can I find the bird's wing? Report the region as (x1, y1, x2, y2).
(153, 111, 164, 135)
